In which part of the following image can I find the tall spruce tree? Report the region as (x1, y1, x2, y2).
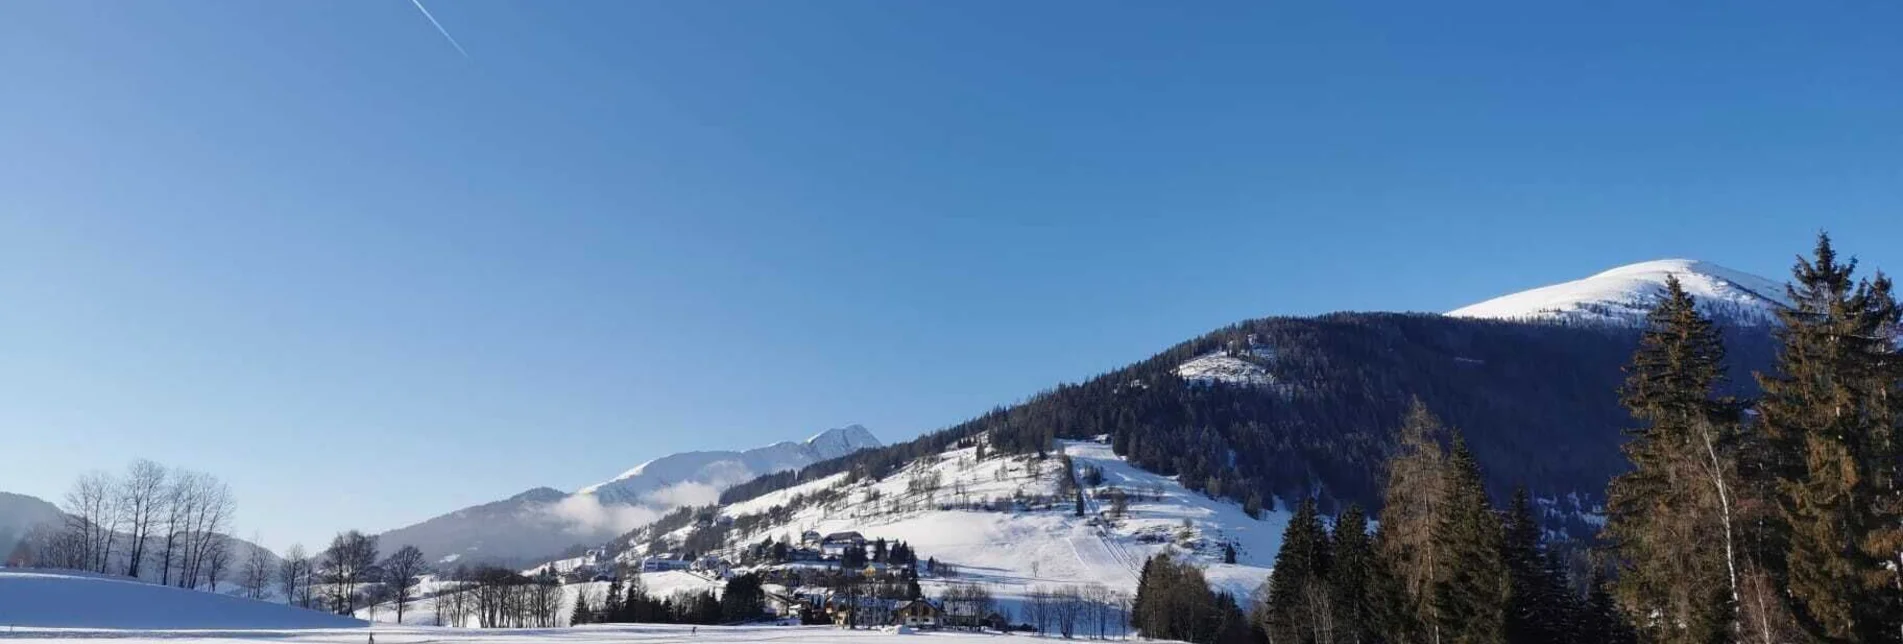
(1264, 497, 1334, 644)
(1431, 435, 1507, 644)
(1501, 487, 1565, 644)
(1757, 234, 1903, 642)
(1604, 275, 1741, 643)
(1331, 505, 1378, 644)
(1580, 569, 1638, 644)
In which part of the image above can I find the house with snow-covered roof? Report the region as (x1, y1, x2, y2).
(820, 531, 866, 557)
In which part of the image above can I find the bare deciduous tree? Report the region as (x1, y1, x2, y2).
(238, 534, 273, 600)
(381, 545, 430, 624)
(322, 530, 379, 615)
(116, 460, 168, 579)
(62, 470, 120, 574)
(278, 544, 311, 607)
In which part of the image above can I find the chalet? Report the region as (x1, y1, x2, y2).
(800, 530, 822, 545)
(893, 599, 942, 628)
(820, 531, 867, 557)
(826, 596, 894, 629)
(639, 556, 690, 572)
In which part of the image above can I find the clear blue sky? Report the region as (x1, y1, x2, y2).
(2, 1, 1898, 551)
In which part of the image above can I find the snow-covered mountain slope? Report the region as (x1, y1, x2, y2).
(615, 436, 1285, 612)
(373, 427, 881, 566)
(581, 425, 882, 505)
(1449, 259, 1790, 326)
(0, 491, 65, 558)
(0, 570, 365, 629)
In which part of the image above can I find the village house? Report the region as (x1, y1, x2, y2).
(638, 555, 690, 573)
(892, 599, 942, 628)
(820, 531, 867, 558)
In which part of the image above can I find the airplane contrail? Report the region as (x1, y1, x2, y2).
(408, 0, 469, 58)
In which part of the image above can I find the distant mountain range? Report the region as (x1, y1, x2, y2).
(372, 426, 882, 566)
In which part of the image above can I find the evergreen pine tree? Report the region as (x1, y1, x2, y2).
(570, 591, 593, 626)
(1431, 435, 1507, 644)
(1758, 234, 1903, 641)
(1264, 497, 1333, 644)
(1578, 569, 1637, 644)
(1367, 526, 1422, 644)
(1604, 274, 1741, 644)
(604, 577, 625, 623)
(1501, 487, 1563, 644)
(1331, 504, 1377, 644)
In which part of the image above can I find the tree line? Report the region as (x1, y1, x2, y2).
(12, 460, 239, 591)
(567, 571, 767, 626)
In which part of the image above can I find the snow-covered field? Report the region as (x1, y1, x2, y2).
(0, 624, 1083, 644)
(0, 570, 1128, 642)
(0, 570, 365, 629)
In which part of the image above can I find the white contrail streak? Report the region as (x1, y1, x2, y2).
(408, 0, 469, 58)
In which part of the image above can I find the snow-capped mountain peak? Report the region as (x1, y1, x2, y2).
(804, 424, 881, 459)
(1448, 258, 1789, 326)
(576, 426, 882, 505)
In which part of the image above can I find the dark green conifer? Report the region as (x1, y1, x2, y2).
(1431, 435, 1507, 644)
(1264, 497, 1332, 643)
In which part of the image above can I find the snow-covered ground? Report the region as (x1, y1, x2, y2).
(0, 624, 1101, 644)
(688, 438, 1285, 611)
(0, 569, 365, 629)
(353, 571, 725, 626)
(1174, 352, 1276, 387)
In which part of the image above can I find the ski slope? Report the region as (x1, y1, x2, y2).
(0, 570, 366, 629)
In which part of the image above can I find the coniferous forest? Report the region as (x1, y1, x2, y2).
(1124, 233, 1901, 644)
(722, 273, 1779, 537)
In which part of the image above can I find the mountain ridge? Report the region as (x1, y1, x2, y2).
(1448, 258, 1789, 326)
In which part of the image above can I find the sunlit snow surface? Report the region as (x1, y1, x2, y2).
(0, 570, 366, 629)
(1448, 259, 1789, 325)
(0, 624, 1105, 644)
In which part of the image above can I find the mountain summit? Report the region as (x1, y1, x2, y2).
(578, 425, 882, 505)
(1448, 259, 1790, 326)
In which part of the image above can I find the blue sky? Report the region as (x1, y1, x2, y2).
(2, 1, 1898, 551)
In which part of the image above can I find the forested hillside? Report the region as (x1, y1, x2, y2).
(721, 314, 1777, 530)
